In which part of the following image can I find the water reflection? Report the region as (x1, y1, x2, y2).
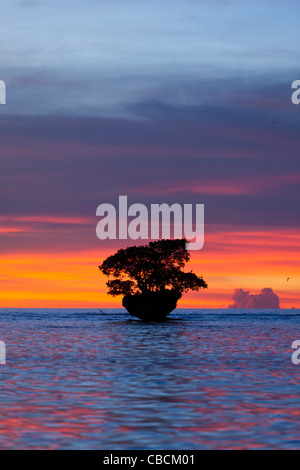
(0, 308, 300, 449)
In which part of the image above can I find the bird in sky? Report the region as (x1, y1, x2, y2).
(287, 278, 290, 282)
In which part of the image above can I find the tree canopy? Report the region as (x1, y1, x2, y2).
(99, 238, 207, 297)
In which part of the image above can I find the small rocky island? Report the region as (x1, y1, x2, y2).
(99, 238, 208, 320)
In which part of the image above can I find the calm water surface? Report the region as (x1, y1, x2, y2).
(0, 308, 300, 449)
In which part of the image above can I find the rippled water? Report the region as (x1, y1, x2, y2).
(0, 308, 300, 449)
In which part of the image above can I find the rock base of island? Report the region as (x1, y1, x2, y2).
(122, 290, 181, 321)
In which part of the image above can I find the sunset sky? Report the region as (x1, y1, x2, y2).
(0, 0, 299, 308)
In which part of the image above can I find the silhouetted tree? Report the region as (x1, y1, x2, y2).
(99, 239, 207, 297)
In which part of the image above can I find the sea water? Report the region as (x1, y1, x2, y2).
(0, 308, 300, 449)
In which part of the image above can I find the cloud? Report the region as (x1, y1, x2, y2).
(229, 287, 280, 308)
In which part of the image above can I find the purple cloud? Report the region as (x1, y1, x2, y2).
(229, 287, 280, 309)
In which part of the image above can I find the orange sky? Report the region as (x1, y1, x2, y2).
(1, 227, 299, 309)
(1, 1, 299, 312)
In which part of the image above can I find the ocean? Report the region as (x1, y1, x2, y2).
(0, 308, 300, 450)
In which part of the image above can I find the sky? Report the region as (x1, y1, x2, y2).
(0, 0, 299, 308)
